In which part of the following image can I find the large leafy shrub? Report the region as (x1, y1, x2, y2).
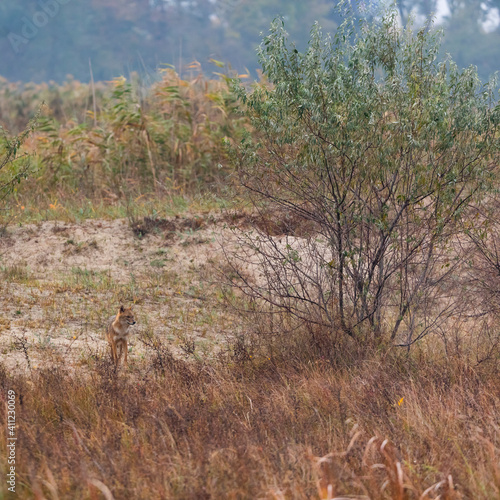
(231, 11, 500, 346)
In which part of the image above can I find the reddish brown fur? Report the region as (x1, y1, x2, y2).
(106, 306, 136, 366)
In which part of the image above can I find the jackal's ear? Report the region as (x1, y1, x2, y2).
(120, 305, 125, 313)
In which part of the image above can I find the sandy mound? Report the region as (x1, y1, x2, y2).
(0, 215, 243, 372)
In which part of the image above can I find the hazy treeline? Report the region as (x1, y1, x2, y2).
(0, 0, 499, 83)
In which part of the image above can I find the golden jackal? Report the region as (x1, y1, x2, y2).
(106, 306, 136, 366)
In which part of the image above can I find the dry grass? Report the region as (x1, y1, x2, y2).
(0, 343, 498, 499)
(0, 68, 245, 216)
(0, 214, 499, 499)
(1, 58, 499, 500)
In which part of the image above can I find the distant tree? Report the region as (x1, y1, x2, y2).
(220, 0, 337, 71)
(0, 0, 498, 83)
(440, 0, 500, 82)
(396, 0, 437, 25)
(0, 0, 340, 82)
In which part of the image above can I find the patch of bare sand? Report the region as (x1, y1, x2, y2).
(0, 216, 243, 372)
(0, 218, 219, 280)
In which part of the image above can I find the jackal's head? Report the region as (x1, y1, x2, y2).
(117, 305, 136, 327)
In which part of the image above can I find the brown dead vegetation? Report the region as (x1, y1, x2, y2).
(0, 341, 498, 499)
(0, 215, 498, 499)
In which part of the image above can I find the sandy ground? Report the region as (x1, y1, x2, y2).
(0, 215, 244, 372)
